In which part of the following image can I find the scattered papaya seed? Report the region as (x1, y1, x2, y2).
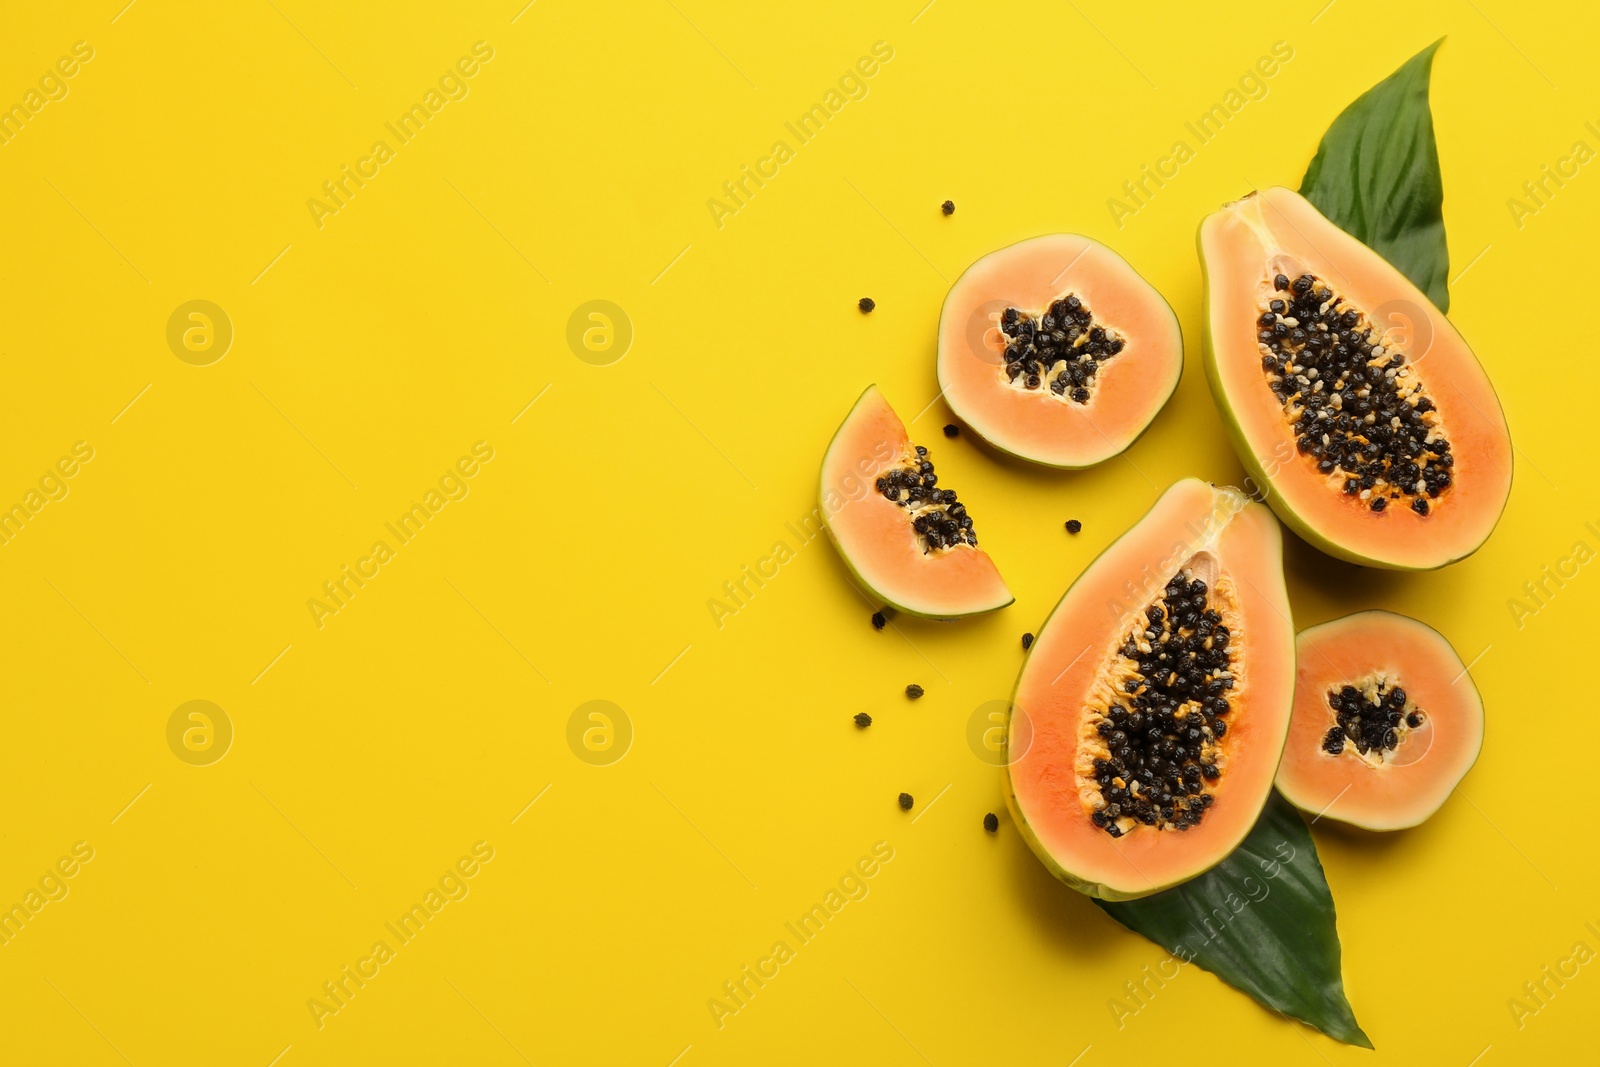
(1022, 633, 1034, 651)
(941, 200, 955, 216)
(871, 611, 887, 630)
(898, 792, 914, 811)
(854, 712, 872, 728)
(858, 297, 876, 313)
(943, 424, 959, 438)
(1065, 519, 1082, 534)
(983, 812, 999, 833)
(905, 684, 924, 700)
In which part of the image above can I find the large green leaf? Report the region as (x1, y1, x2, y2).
(1086, 43, 1458, 1050)
(1096, 792, 1371, 1048)
(1300, 39, 1450, 312)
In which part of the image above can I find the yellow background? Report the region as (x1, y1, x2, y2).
(1, 1, 1594, 1063)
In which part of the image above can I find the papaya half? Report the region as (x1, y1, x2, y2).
(1199, 187, 1512, 570)
(1005, 478, 1294, 899)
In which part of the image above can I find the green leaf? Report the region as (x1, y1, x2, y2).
(1096, 792, 1371, 1048)
(1300, 39, 1450, 312)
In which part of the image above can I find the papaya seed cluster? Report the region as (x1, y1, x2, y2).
(1257, 272, 1454, 514)
(875, 445, 979, 553)
(1321, 680, 1425, 757)
(998, 295, 1126, 404)
(1087, 571, 1235, 836)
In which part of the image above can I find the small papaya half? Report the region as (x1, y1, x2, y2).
(1005, 478, 1294, 899)
(819, 385, 1012, 619)
(937, 235, 1182, 468)
(1277, 610, 1484, 831)
(1199, 187, 1512, 570)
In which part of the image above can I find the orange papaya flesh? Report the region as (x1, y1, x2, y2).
(1277, 610, 1483, 831)
(1006, 479, 1294, 899)
(938, 235, 1182, 469)
(1200, 187, 1511, 570)
(819, 385, 1012, 620)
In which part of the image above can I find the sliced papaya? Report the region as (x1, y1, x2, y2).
(820, 385, 1012, 619)
(1277, 610, 1483, 831)
(1005, 478, 1294, 899)
(937, 235, 1182, 468)
(1199, 186, 1512, 570)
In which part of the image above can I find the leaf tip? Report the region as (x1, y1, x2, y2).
(1319, 1017, 1375, 1049)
